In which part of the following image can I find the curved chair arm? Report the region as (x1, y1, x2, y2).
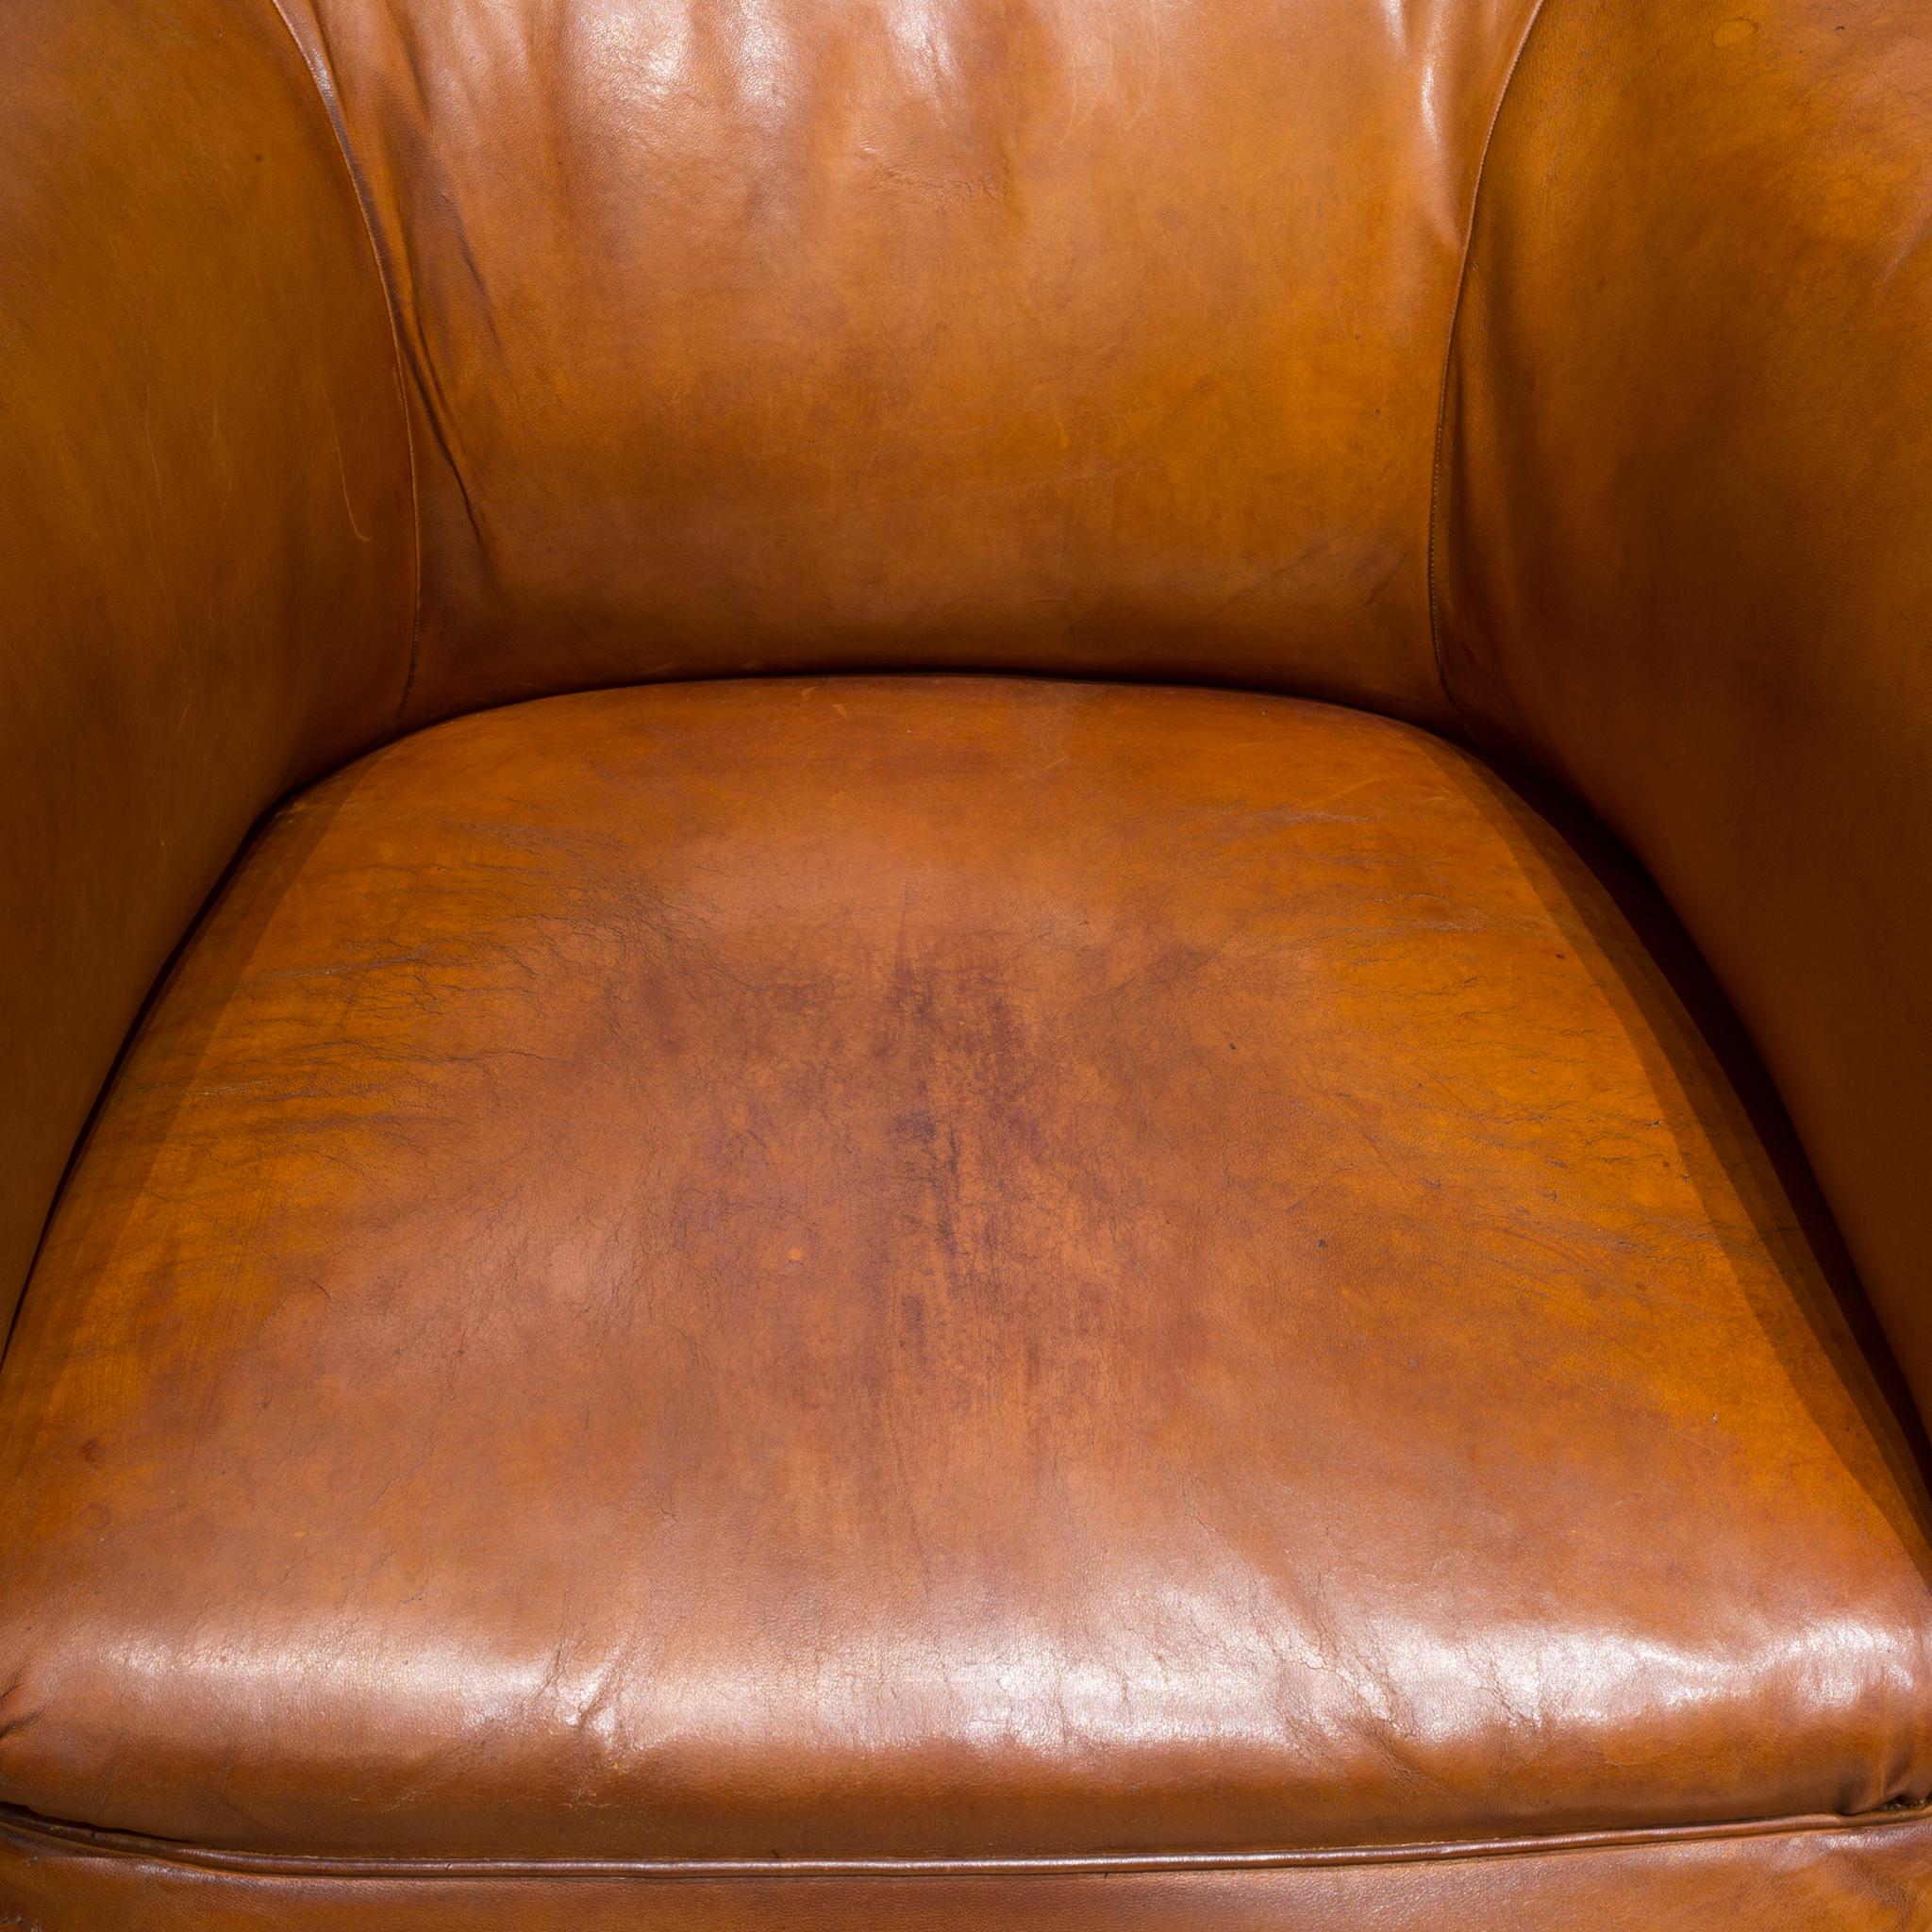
(1437, 0, 1932, 1422)
(0, 0, 414, 1337)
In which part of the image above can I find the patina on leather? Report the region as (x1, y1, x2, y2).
(2, 0, 1929, 1923)
(6, 678, 1927, 1865)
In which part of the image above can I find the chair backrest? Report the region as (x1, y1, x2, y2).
(278, 0, 1541, 730)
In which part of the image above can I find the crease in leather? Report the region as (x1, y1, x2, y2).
(1424, 0, 1555, 739)
(6, 1802, 1930, 1881)
(257, 0, 425, 722)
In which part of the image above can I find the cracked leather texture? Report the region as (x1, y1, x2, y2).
(2, 679, 1927, 1871)
(6, 0, 1932, 1916)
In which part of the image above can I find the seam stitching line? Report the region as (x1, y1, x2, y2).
(5, 1803, 1928, 1883)
(1424, 0, 1557, 740)
(258, 0, 425, 726)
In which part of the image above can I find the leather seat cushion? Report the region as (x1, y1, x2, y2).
(2, 675, 1927, 1863)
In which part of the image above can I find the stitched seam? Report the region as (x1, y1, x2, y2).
(5, 1803, 1928, 1881)
(257, 0, 425, 727)
(1424, 0, 1558, 739)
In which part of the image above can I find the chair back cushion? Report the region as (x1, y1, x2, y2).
(280, 0, 1540, 727)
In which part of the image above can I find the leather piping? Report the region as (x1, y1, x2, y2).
(1424, 0, 1556, 738)
(256, 0, 425, 728)
(5, 1802, 1929, 1881)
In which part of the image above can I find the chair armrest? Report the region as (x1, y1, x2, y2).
(1436, 0, 1932, 1421)
(0, 0, 413, 1336)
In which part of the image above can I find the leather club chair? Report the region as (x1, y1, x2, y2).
(4, 0, 1930, 1923)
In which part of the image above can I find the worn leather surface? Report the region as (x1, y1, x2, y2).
(4, 1809, 1932, 1931)
(275, 0, 1539, 729)
(0, 0, 415, 1338)
(1434, 0, 1932, 1432)
(5, 0, 1932, 1906)
(3, 678, 1926, 1864)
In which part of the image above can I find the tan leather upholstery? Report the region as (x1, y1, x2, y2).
(275, 0, 1537, 729)
(4, 681, 1927, 1890)
(0, 0, 414, 1341)
(4, 0, 1929, 1919)
(5, 1807, 1932, 1929)
(1434, 0, 1932, 1435)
